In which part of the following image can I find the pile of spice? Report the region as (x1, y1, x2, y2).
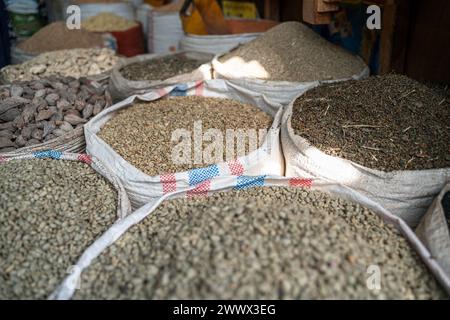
(0, 76, 109, 153)
(219, 21, 366, 82)
(82, 13, 138, 32)
(98, 96, 273, 175)
(120, 54, 206, 81)
(17, 21, 105, 54)
(291, 74, 450, 171)
(74, 187, 445, 299)
(0, 159, 118, 299)
(1, 48, 118, 83)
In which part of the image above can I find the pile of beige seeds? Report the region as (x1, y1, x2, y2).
(0, 76, 109, 153)
(98, 96, 273, 175)
(219, 21, 366, 82)
(1, 48, 118, 83)
(0, 159, 118, 299)
(74, 187, 445, 299)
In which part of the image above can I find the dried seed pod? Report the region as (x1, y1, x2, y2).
(64, 114, 87, 126)
(10, 85, 24, 98)
(82, 104, 94, 119)
(0, 108, 21, 122)
(45, 93, 60, 106)
(0, 137, 15, 148)
(31, 128, 43, 141)
(35, 109, 55, 122)
(59, 121, 73, 132)
(15, 135, 26, 147)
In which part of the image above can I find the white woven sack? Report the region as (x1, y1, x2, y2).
(108, 51, 214, 103)
(147, 10, 183, 54)
(211, 54, 370, 105)
(180, 32, 260, 55)
(51, 174, 450, 299)
(281, 100, 450, 227)
(416, 183, 450, 280)
(85, 79, 284, 209)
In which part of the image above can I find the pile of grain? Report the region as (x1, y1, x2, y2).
(98, 96, 273, 175)
(0, 76, 109, 153)
(291, 74, 450, 171)
(74, 187, 445, 299)
(17, 22, 105, 54)
(1, 48, 118, 83)
(120, 54, 205, 81)
(82, 13, 138, 32)
(219, 21, 366, 82)
(0, 159, 118, 299)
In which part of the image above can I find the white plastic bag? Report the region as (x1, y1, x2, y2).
(108, 51, 214, 103)
(416, 183, 450, 279)
(84, 79, 284, 209)
(281, 101, 450, 227)
(180, 32, 260, 55)
(50, 175, 450, 299)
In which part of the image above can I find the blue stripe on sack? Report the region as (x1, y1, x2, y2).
(188, 164, 220, 186)
(169, 84, 188, 97)
(33, 150, 62, 160)
(234, 175, 266, 190)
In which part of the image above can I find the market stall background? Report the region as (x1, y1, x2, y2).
(0, 0, 449, 300)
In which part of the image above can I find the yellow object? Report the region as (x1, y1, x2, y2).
(222, 1, 257, 19)
(82, 13, 138, 32)
(181, 0, 230, 35)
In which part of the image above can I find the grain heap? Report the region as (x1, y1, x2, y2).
(120, 54, 205, 81)
(1, 48, 118, 83)
(291, 74, 450, 171)
(218, 21, 366, 82)
(0, 159, 118, 299)
(0, 76, 109, 153)
(17, 21, 105, 54)
(98, 96, 273, 175)
(74, 187, 445, 299)
(82, 13, 138, 32)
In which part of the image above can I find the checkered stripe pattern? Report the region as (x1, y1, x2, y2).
(234, 175, 266, 190)
(289, 178, 313, 188)
(186, 180, 211, 198)
(195, 80, 204, 96)
(188, 164, 220, 186)
(227, 160, 244, 176)
(33, 150, 62, 160)
(160, 173, 177, 194)
(77, 154, 92, 165)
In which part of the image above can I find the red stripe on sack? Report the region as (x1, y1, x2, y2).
(289, 178, 313, 188)
(157, 88, 167, 97)
(227, 160, 244, 176)
(186, 180, 211, 198)
(195, 81, 204, 96)
(77, 154, 92, 165)
(160, 173, 176, 194)
(0, 155, 6, 163)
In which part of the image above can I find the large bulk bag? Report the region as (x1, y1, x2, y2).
(51, 175, 450, 299)
(108, 51, 214, 102)
(84, 79, 284, 209)
(0, 150, 131, 298)
(212, 55, 369, 106)
(281, 101, 450, 227)
(416, 183, 450, 280)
